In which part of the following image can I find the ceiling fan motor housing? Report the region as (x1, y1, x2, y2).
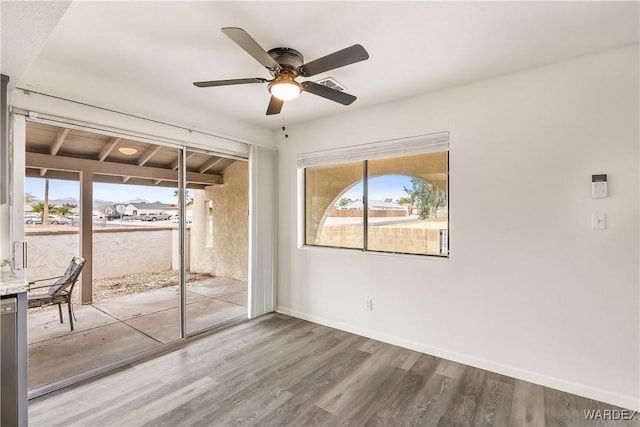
(267, 47, 304, 75)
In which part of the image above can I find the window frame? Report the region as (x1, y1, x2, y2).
(302, 144, 449, 258)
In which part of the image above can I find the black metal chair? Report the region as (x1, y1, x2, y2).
(27, 256, 86, 331)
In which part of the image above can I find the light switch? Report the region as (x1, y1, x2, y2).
(592, 213, 606, 230)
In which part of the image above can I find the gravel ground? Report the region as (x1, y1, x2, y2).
(90, 270, 214, 302)
(30, 270, 214, 311)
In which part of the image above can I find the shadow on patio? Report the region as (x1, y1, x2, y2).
(27, 277, 247, 390)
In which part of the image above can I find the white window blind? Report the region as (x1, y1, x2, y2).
(248, 145, 277, 318)
(297, 131, 449, 168)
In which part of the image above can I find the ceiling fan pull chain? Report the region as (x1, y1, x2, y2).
(281, 111, 289, 139)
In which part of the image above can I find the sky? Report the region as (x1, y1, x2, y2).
(342, 175, 413, 202)
(25, 178, 178, 203)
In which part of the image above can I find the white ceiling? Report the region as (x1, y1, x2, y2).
(3, 1, 639, 132)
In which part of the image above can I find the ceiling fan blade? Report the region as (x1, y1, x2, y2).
(193, 78, 267, 88)
(221, 27, 281, 71)
(266, 96, 284, 115)
(298, 44, 369, 77)
(301, 81, 357, 105)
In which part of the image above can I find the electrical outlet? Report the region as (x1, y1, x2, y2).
(365, 299, 373, 311)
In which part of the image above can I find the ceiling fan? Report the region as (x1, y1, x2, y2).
(193, 27, 369, 115)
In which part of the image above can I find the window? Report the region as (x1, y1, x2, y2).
(305, 161, 363, 249)
(301, 133, 449, 257)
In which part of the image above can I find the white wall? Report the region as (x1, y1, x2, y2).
(276, 46, 639, 409)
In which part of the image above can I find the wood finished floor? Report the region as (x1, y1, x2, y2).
(29, 314, 638, 427)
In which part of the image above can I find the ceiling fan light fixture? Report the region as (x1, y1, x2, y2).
(268, 76, 301, 101)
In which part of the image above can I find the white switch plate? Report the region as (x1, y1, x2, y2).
(592, 213, 606, 230)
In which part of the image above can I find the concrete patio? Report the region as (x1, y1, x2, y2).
(27, 277, 247, 389)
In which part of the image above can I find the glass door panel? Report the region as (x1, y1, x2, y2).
(24, 120, 182, 389)
(184, 149, 248, 335)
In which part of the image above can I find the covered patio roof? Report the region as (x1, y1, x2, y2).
(24, 120, 238, 305)
(25, 121, 237, 189)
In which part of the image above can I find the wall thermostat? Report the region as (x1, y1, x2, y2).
(592, 174, 607, 198)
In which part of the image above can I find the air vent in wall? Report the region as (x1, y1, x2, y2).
(315, 77, 346, 92)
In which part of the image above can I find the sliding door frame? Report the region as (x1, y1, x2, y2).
(12, 109, 267, 398)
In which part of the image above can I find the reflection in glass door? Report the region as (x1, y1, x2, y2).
(88, 143, 183, 370)
(183, 149, 248, 335)
(25, 175, 81, 390)
(25, 122, 183, 390)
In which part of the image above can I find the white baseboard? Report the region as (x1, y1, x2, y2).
(276, 305, 639, 411)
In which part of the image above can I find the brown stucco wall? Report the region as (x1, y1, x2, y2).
(190, 161, 248, 281)
(319, 225, 443, 255)
(25, 227, 173, 281)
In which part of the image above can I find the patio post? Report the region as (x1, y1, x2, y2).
(79, 170, 93, 304)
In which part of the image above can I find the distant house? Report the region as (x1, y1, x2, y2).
(333, 199, 408, 218)
(164, 204, 179, 217)
(94, 204, 114, 218)
(162, 200, 194, 222)
(99, 204, 127, 217)
(124, 202, 174, 216)
(339, 199, 408, 213)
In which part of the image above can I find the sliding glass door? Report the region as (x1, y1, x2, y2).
(18, 117, 251, 394)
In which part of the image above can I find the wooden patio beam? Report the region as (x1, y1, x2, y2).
(50, 128, 70, 156)
(27, 152, 222, 186)
(98, 137, 121, 161)
(138, 146, 161, 166)
(26, 168, 206, 189)
(198, 157, 225, 173)
(171, 151, 195, 170)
